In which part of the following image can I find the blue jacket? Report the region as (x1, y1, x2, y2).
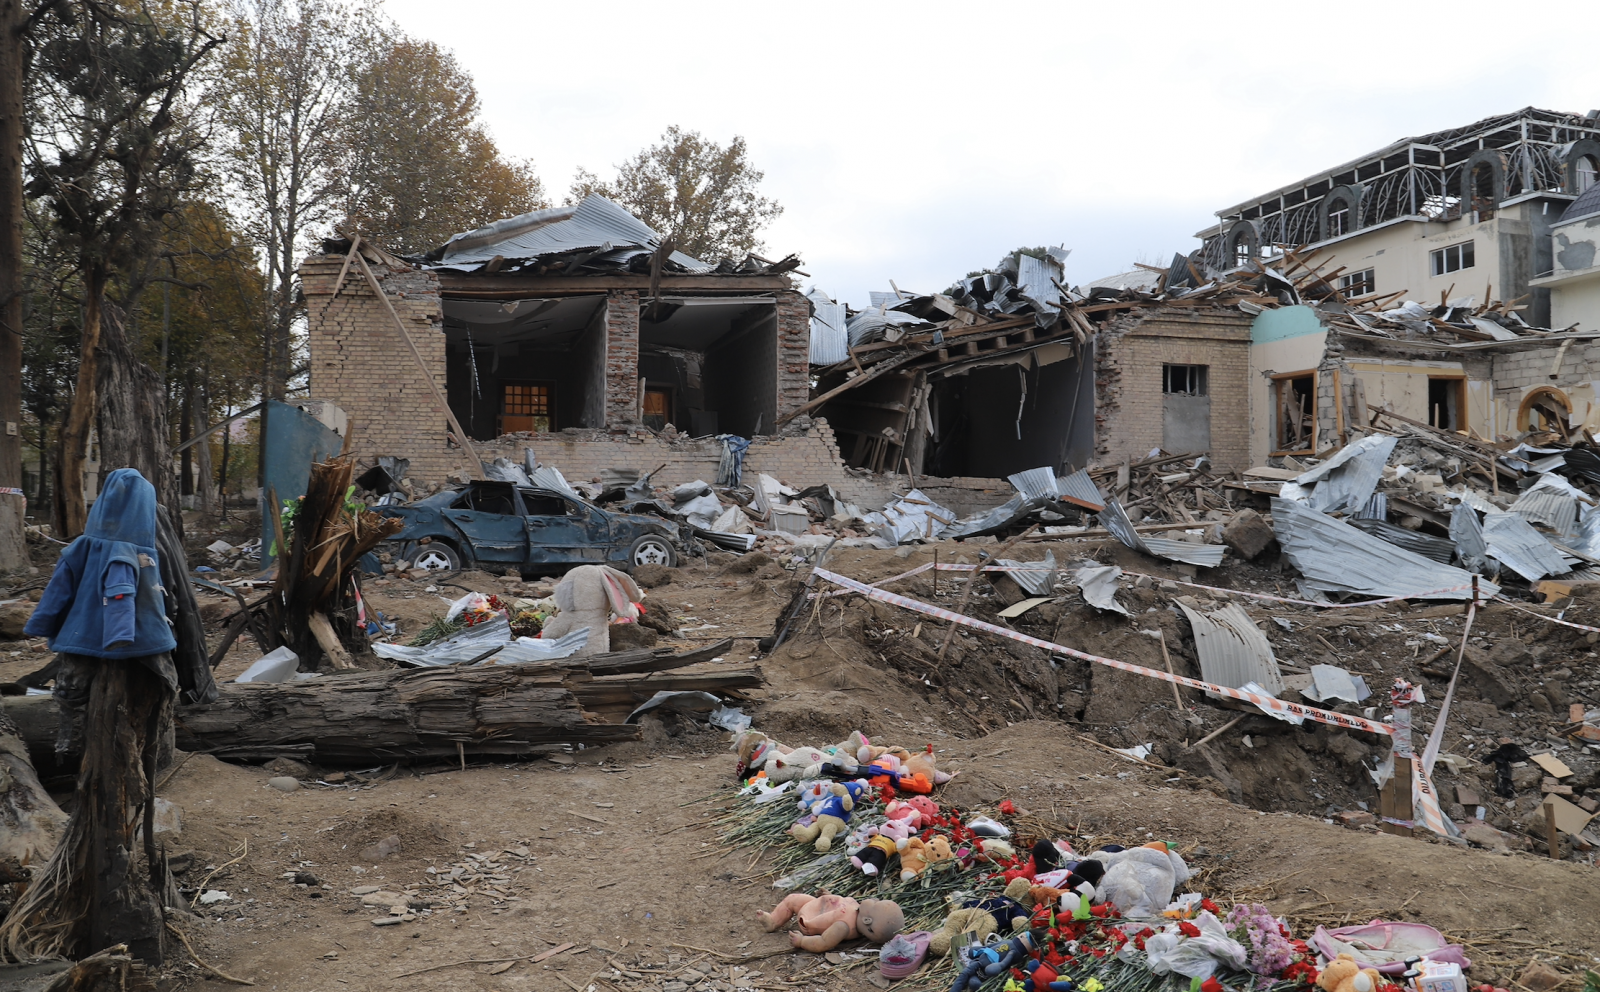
(25, 468, 177, 658)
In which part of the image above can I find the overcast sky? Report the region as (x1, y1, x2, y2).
(383, 1, 1596, 307)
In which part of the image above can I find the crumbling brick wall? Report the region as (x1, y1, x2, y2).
(604, 290, 641, 425)
(302, 254, 463, 481)
(775, 290, 812, 420)
(1491, 343, 1600, 432)
(1093, 309, 1253, 472)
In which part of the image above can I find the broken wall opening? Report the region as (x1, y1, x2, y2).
(638, 297, 777, 437)
(1273, 371, 1315, 455)
(443, 296, 607, 440)
(1427, 375, 1465, 431)
(923, 343, 1094, 478)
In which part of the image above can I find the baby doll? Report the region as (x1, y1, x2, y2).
(758, 892, 903, 952)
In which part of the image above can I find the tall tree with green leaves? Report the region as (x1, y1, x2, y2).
(340, 30, 546, 255)
(570, 126, 782, 262)
(26, 0, 222, 537)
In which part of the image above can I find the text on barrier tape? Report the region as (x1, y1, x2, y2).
(811, 567, 1396, 738)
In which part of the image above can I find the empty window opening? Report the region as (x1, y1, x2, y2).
(1327, 204, 1350, 238)
(1427, 377, 1465, 432)
(1430, 241, 1475, 277)
(501, 382, 553, 434)
(639, 297, 777, 438)
(1340, 269, 1375, 297)
(1578, 156, 1599, 192)
(1470, 164, 1496, 220)
(1231, 234, 1252, 268)
(1519, 387, 1572, 435)
(1273, 372, 1315, 454)
(1163, 364, 1208, 396)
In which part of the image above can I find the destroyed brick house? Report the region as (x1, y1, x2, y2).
(304, 111, 1600, 500)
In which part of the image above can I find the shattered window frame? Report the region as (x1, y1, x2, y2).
(1161, 364, 1208, 397)
(1271, 369, 1317, 456)
(1327, 204, 1350, 238)
(1578, 155, 1598, 191)
(1340, 268, 1375, 298)
(1429, 240, 1475, 277)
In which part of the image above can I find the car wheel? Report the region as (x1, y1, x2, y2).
(628, 535, 676, 569)
(408, 542, 461, 572)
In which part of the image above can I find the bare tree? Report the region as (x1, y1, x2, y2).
(210, 0, 363, 403)
(570, 126, 782, 262)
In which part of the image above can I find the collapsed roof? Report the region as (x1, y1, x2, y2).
(415, 193, 801, 278)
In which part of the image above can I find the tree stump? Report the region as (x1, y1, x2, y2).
(0, 661, 171, 964)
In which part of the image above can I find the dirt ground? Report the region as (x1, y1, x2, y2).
(3, 531, 1600, 990)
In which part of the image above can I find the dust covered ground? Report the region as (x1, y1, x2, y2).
(5, 536, 1600, 990)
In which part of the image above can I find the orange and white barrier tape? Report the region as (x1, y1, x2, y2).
(811, 566, 1457, 837)
(1493, 595, 1600, 634)
(812, 567, 1395, 737)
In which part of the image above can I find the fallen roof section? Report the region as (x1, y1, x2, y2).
(1270, 497, 1498, 600)
(1177, 601, 1284, 697)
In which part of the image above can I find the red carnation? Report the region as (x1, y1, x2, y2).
(1202, 979, 1225, 992)
(999, 800, 1017, 815)
(1200, 898, 1221, 914)
(1178, 921, 1201, 938)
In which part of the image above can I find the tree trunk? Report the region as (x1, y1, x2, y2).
(0, 0, 26, 575)
(95, 302, 178, 535)
(0, 641, 751, 766)
(0, 661, 170, 964)
(0, 708, 67, 868)
(194, 382, 214, 515)
(56, 279, 105, 539)
(178, 372, 192, 499)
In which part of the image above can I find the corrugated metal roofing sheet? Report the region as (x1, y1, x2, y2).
(433, 195, 711, 272)
(1510, 482, 1579, 539)
(1346, 517, 1457, 563)
(1177, 601, 1284, 696)
(1450, 502, 1489, 569)
(1295, 435, 1397, 515)
(1008, 467, 1060, 501)
(993, 551, 1057, 596)
(1271, 497, 1498, 600)
(1099, 498, 1226, 568)
(1056, 469, 1106, 511)
(1480, 511, 1570, 581)
(807, 289, 848, 366)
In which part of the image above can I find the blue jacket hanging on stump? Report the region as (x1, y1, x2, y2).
(25, 468, 177, 658)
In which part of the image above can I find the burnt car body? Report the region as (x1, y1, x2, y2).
(374, 481, 679, 575)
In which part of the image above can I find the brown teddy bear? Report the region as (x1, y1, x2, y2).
(1318, 953, 1382, 992)
(899, 835, 954, 882)
(928, 906, 999, 957)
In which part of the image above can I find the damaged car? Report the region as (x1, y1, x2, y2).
(374, 481, 678, 575)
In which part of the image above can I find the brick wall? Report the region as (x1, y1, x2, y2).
(1093, 309, 1253, 472)
(302, 254, 466, 481)
(604, 290, 641, 425)
(1490, 343, 1600, 431)
(775, 290, 812, 419)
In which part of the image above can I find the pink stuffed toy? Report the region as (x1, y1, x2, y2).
(886, 796, 940, 829)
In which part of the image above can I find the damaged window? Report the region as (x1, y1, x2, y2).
(1578, 156, 1598, 192)
(501, 383, 552, 434)
(1429, 241, 1474, 277)
(1273, 372, 1315, 454)
(642, 386, 671, 431)
(1162, 364, 1208, 396)
(1340, 269, 1375, 297)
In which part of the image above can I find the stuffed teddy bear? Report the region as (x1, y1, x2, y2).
(929, 906, 999, 957)
(899, 835, 954, 881)
(758, 892, 903, 952)
(1318, 954, 1382, 992)
(1093, 843, 1189, 918)
(540, 565, 641, 656)
(899, 743, 957, 787)
(788, 781, 866, 852)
